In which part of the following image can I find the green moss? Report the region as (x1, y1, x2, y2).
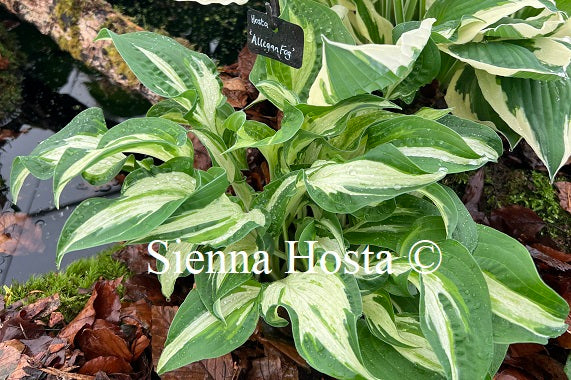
(2, 246, 130, 322)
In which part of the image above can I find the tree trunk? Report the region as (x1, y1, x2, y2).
(0, 0, 161, 102)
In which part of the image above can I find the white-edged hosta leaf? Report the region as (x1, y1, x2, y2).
(249, 0, 353, 103)
(445, 65, 521, 148)
(52, 117, 193, 207)
(131, 194, 266, 247)
(473, 225, 569, 344)
(194, 234, 257, 321)
(157, 281, 261, 374)
(357, 320, 445, 379)
(366, 114, 500, 174)
(304, 144, 447, 214)
(260, 265, 374, 380)
(475, 68, 571, 180)
(253, 80, 301, 109)
(95, 29, 222, 130)
(10, 108, 107, 203)
(328, 0, 393, 45)
(418, 239, 494, 380)
(440, 41, 568, 80)
(427, 0, 561, 45)
(56, 158, 197, 266)
(479, 11, 565, 39)
(308, 18, 435, 106)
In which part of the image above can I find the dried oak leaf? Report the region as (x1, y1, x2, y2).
(555, 182, 571, 213)
(78, 356, 133, 376)
(0, 212, 45, 256)
(21, 294, 61, 320)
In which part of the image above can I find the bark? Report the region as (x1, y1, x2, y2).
(0, 0, 161, 102)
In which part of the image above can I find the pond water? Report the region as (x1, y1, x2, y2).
(0, 12, 151, 285)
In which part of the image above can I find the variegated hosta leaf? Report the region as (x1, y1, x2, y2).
(252, 171, 306, 237)
(345, 194, 440, 250)
(249, 0, 353, 106)
(417, 240, 494, 380)
(156, 240, 197, 298)
(363, 291, 446, 374)
(157, 281, 261, 374)
(427, 0, 562, 45)
(475, 68, 571, 180)
(358, 320, 445, 380)
(366, 114, 501, 174)
(440, 40, 569, 80)
(328, 0, 393, 44)
(56, 158, 196, 266)
(132, 193, 265, 248)
(388, 22, 441, 103)
(473, 225, 569, 344)
(260, 266, 375, 379)
(95, 29, 222, 131)
(308, 18, 435, 106)
(445, 65, 521, 148)
(479, 11, 566, 39)
(304, 143, 447, 214)
(194, 234, 258, 321)
(11, 108, 107, 203)
(417, 183, 478, 252)
(51, 117, 193, 207)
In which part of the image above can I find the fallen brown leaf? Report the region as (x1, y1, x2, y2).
(490, 205, 545, 243)
(78, 356, 133, 375)
(21, 294, 60, 320)
(78, 327, 132, 362)
(555, 182, 571, 213)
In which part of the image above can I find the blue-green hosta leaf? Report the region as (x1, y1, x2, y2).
(132, 194, 266, 247)
(427, 0, 561, 45)
(366, 115, 501, 174)
(95, 29, 222, 130)
(417, 240, 494, 380)
(249, 0, 353, 106)
(51, 117, 193, 207)
(358, 320, 445, 379)
(157, 281, 261, 374)
(440, 40, 569, 80)
(475, 68, 571, 180)
(10, 108, 107, 203)
(308, 18, 435, 105)
(261, 266, 374, 379)
(445, 65, 521, 148)
(304, 144, 447, 214)
(473, 225, 569, 344)
(194, 234, 257, 321)
(56, 158, 196, 266)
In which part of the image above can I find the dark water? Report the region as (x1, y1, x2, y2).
(0, 11, 150, 284)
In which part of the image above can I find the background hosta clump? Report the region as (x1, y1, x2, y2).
(10, 0, 570, 379)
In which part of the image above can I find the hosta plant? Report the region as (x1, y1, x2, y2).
(10, 0, 569, 379)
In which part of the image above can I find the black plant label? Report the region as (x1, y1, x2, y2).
(247, 9, 304, 69)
